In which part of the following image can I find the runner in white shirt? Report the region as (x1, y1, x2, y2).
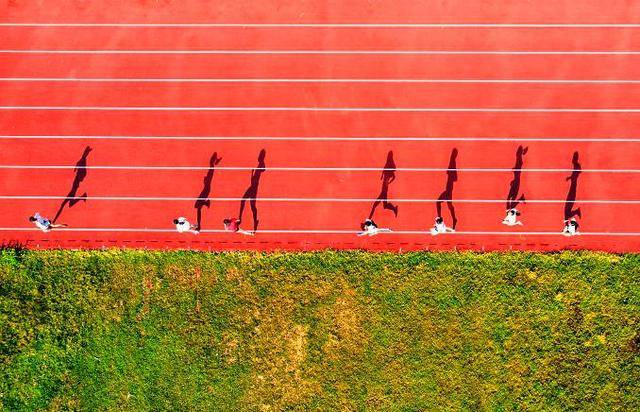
(502, 208, 524, 226)
(173, 217, 199, 234)
(357, 219, 391, 236)
(562, 218, 580, 236)
(28, 213, 68, 232)
(430, 216, 455, 236)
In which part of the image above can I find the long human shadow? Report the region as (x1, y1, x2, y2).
(239, 149, 266, 231)
(506, 145, 528, 210)
(564, 151, 582, 220)
(369, 150, 398, 219)
(436, 148, 459, 229)
(52, 146, 92, 223)
(194, 152, 222, 230)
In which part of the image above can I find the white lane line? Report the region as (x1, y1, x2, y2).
(4, 106, 640, 113)
(0, 165, 638, 173)
(2, 23, 640, 28)
(1, 227, 639, 236)
(4, 78, 640, 84)
(1, 135, 639, 142)
(3, 50, 640, 55)
(0, 196, 638, 204)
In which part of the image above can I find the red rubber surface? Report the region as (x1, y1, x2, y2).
(1, 1, 640, 251)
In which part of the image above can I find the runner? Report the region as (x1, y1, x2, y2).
(502, 208, 524, 226)
(173, 217, 199, 234)
(430, 216, 455, 236)
(28, 212, 68, 232)
(563, 218, 580, 236)
(223, 218, 255, 236)
(358, 219, 391, 236)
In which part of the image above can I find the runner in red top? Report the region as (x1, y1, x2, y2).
(223, 218, 254, 236)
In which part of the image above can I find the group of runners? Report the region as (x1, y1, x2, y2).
(27, 208, 580, 237)
(26, 144, 580, 237)
(360, 209, 578, 237)
(172, 216, 254, 236)
(28, 213, 255, 236)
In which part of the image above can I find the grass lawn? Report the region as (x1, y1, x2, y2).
(1, 249, 639, 410)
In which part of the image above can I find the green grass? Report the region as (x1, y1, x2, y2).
(1, 249, 639, 411)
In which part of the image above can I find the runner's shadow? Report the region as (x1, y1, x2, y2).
(564, 151, 582, 220)
(194, 152, 222, 230)
(506, 145, 528, 210)
(436, 148, 459, 229)
(369, 151, 398, 219)
(52, 146, 92, 223)
(239, 149, 266, 231)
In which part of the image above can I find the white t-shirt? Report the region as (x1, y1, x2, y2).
(175, 217, 192, 233)
(365, 225, 379, 235)
(33, 213, 51, 231)
(564, 222, 578, 236)
(431, 221, 447, 235)
(503, 213, 518, 226)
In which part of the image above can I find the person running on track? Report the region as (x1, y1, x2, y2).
(502, 208, 524, 226)
(564, 151, 582, 222)
(562, 153, 582, 237)
(358, 218, 391, 236)
(173, 217, 199, 234)
(430, 216, 455, 236)
(223, 218, 254, 236)
(562, 218, 580, 236)
(435, 148, 459, 230)
(29, 212, 67, 232)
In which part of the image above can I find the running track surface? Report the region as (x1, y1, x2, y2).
(2, 1, 640, 252)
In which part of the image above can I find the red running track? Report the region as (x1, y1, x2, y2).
(1, 1, 640, 252)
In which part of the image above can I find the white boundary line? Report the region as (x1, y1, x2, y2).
(4, 106, 640, 113)
(1, 196, 637, 204)
(3, 23, 640, 28)
(1, 227, 639, 236)
(1, 135, 639, 142)
(0, 165, 637, 173)
(3, 50, 640, 55)
(4, 77, 640, 84)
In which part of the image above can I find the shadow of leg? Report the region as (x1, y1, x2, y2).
(447, 201, 457, 229)
(250, 200, 259, 231)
